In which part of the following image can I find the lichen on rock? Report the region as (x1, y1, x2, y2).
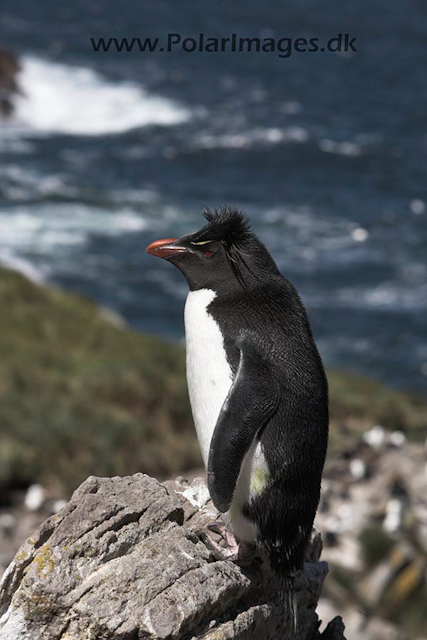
(0, 474, 344, 639)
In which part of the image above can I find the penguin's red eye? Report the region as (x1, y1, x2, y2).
(204, 250, 213, 257)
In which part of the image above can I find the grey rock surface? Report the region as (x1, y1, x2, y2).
(0, 474, 344, 639)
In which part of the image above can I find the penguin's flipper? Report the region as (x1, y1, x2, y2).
(207, 337, 279, 513)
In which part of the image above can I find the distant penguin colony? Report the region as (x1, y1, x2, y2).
(146, 207, 328, 589)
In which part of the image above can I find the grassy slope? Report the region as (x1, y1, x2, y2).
(0, 267, 199, 495)
(328, 369, 427, 451)
(0, 266, 426, 496)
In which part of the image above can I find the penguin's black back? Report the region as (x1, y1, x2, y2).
(208, 273, 328, 578)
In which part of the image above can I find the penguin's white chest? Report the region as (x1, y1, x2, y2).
(184, 288, 233, 466)
(184, 288, 268, 544)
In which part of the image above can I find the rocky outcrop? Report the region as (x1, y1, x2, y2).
(0, 474, 343, 639)
(0, 48, 20, 117)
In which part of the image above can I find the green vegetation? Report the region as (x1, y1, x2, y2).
(0, 266, 426, 497)
(328, 370, 427, 451)
(359, 523, 396, 567)
(0, 267, 200, 496)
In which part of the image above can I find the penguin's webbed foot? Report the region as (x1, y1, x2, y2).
(195, 528, 238, 561)
(195, 527, 260, 567)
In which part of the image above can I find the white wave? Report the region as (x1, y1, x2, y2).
(0, 203, 149, 284)
(9, 56, 191, 136)
(0, 164, 77, 201)
(261, 205, 359, 246)
(0, 204, 147, 252)
(0, 248, 47, 283)
(319, 138, 362, 157)
(336, 283, 427, 311)
(192, 126, 309, 150)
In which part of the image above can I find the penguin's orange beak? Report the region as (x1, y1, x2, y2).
(145, 238, 188, 259)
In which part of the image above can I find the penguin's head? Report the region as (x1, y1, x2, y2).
(146, 206, 279, 292)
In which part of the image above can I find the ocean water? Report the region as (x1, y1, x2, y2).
(1, 0, 427, 393)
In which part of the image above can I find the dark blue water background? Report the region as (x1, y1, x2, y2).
(1, 0, 427, 393)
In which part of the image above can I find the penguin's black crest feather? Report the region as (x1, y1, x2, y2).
(198, 206, 265, 288)
(200, 205, 253, 251)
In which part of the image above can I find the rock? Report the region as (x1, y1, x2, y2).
(316, 616, 346, 640)
(0, 474, 343, 640)
(24, 485, 46, 512)
(383, 498, 403, 533)
(389, 431, 406, 448)
(0, 508, 47, 583)
(349, 459, 366, 481)
(317, 436, 427, 638)
(51, 500, 67, 515)
(0, 47, 20, 118)
(0, 515, 16, 539)
(362, 425, 386, 450)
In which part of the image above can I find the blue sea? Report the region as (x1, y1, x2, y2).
(1, 0, 427, 393)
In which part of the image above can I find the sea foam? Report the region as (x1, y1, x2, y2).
(9, 56, 191, 136)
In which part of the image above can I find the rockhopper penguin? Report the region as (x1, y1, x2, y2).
(146, 207, 328, 588)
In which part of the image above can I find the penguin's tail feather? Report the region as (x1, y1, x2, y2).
(259, 534, 308, 633)
(257, 543, 300, 632)
(279, 577, 298, 634)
